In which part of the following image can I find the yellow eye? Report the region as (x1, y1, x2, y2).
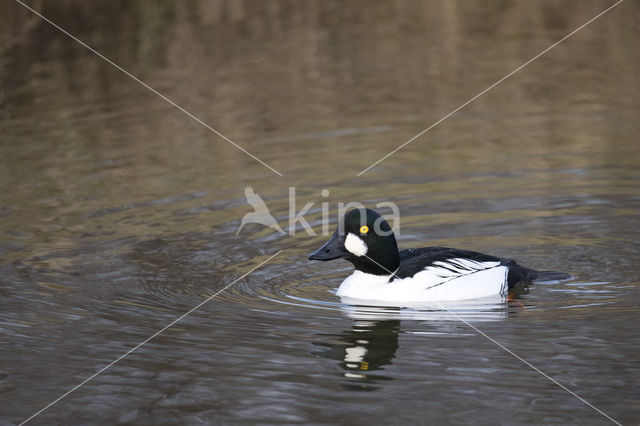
(359, 225, 369, 234)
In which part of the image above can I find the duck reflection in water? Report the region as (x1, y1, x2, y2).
(312, 315, 401, 390)
(312, 294, 526, 389)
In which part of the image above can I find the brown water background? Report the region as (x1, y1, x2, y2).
(1, 1, 639, 424)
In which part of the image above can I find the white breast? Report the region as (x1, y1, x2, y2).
(336, 259, 509, 304)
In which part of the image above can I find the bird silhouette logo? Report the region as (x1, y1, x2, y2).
(236, 186, 285, 236)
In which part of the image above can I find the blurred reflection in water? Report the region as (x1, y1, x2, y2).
(313, 320, 400, 390)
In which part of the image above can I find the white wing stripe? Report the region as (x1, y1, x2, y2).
(418, 258, 502, 289)
(431, 261, 466, 274)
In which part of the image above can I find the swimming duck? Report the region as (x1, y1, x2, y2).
(308, 208, 569, 303)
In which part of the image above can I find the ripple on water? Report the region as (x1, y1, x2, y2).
(222, 266, 523, 323)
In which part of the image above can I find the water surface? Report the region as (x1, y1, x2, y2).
(1, 1, 639, 424)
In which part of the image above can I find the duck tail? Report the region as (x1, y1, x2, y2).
(505, 260, 572, 286)
(529, 269, 572, 283)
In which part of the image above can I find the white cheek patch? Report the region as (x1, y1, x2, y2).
(344, 233, 368, 257)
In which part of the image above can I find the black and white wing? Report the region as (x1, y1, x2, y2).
(417, 257, 502, 289)
(394, 247, 505, 289)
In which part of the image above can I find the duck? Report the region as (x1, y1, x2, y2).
(308, 208, 570, 303)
